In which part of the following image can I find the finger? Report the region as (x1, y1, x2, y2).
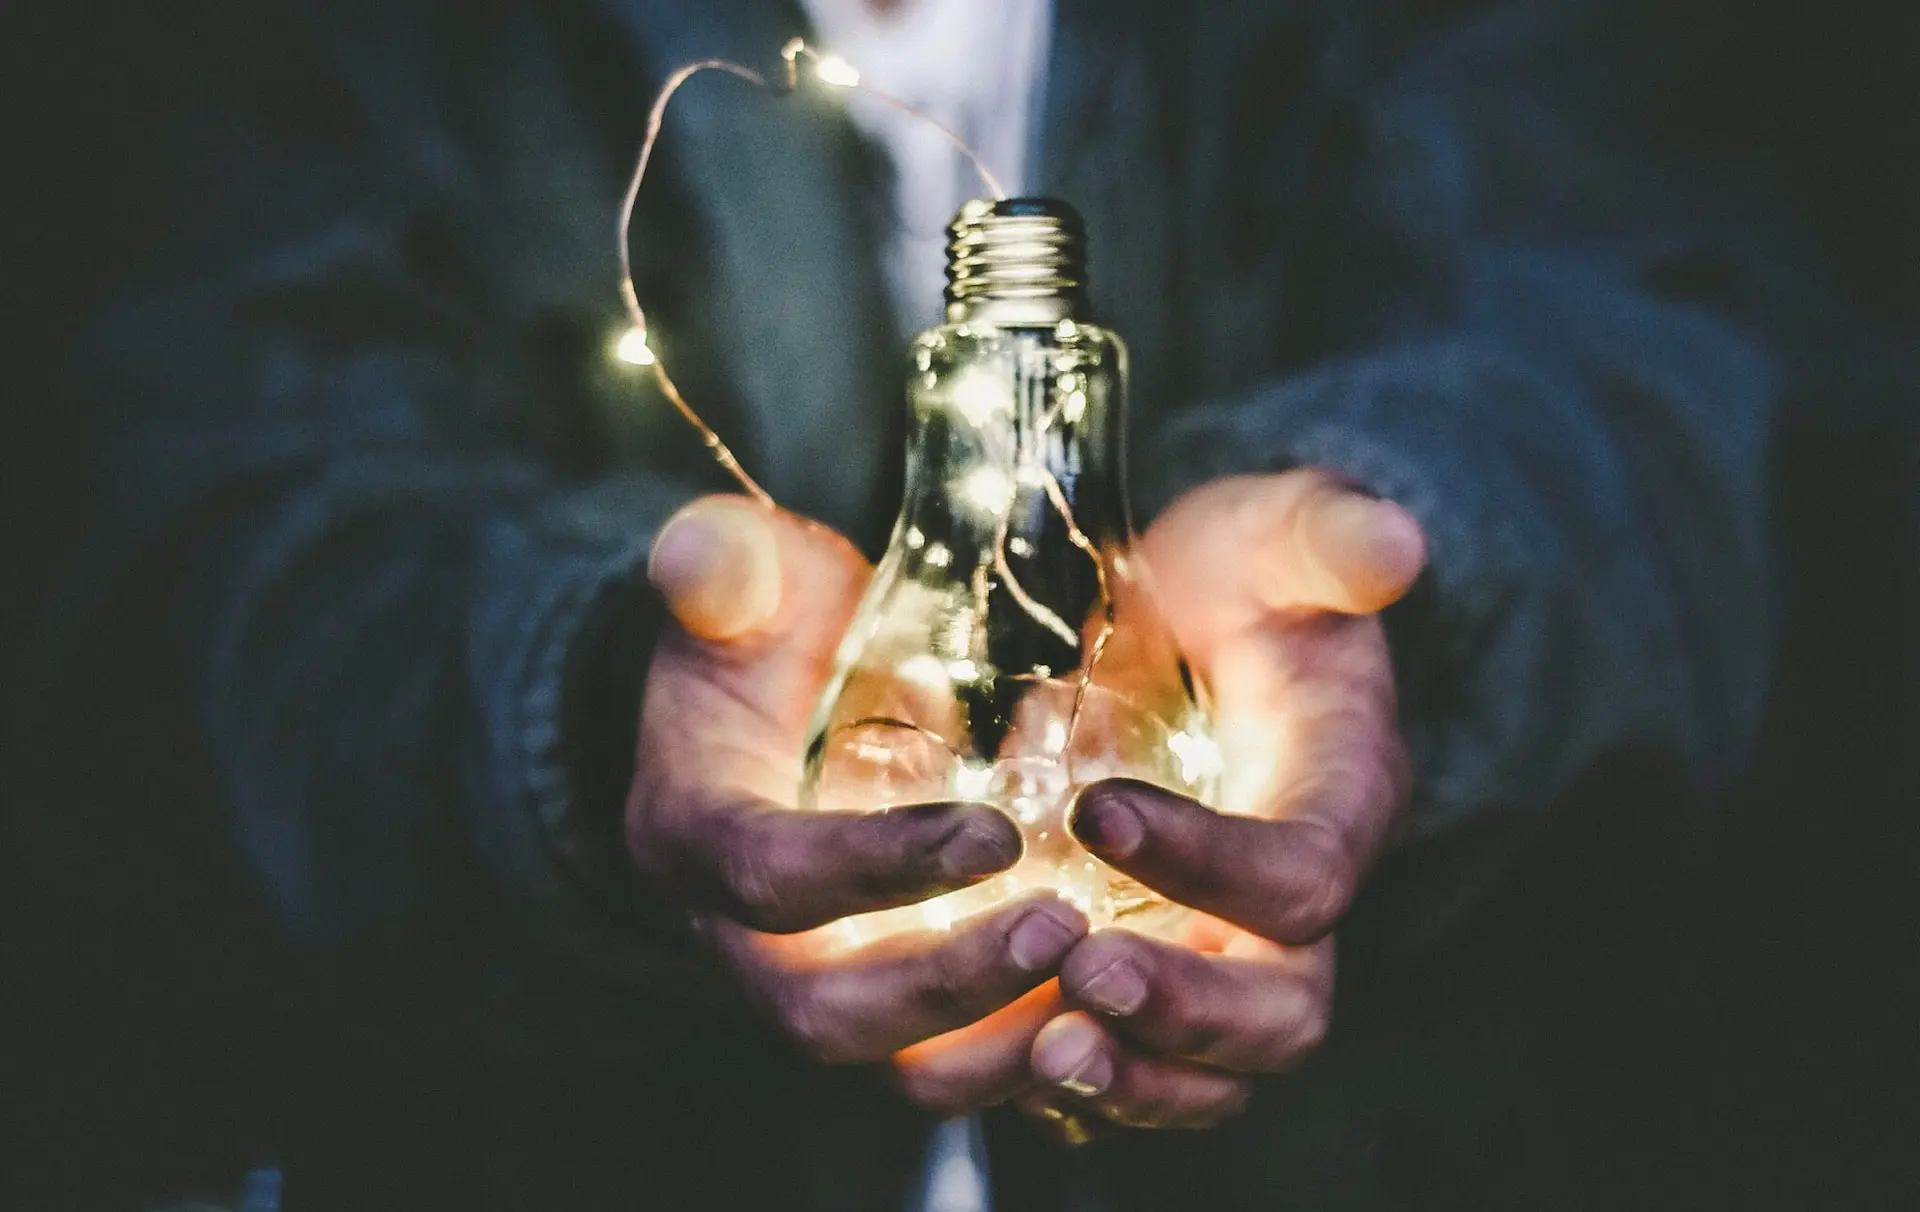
(634, 498, 993, 933)
(1031, 1013, 1252, 1131)
(1070, 779, 1383, 944)
(638, 498, 869, 806)
(890, 982, 1064, 1117)
(1147, 471, 1427, 621)
(1059, 930, 1333, 1074)
(637, 796, 1023, 934)
(647, 495, 785, 640)
(1282, 477, 1428, 614)
(715, 894, 1088, 1065)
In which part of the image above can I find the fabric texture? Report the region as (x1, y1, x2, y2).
(49, 0, 1814, 1204)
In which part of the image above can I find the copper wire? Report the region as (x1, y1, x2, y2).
(616, 40, 1008, 509)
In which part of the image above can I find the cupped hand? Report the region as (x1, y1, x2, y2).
(1025, 470, 1427, 1135)
(629, 495, 1088, 1114)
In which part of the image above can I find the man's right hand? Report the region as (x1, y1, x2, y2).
(628, 495, 1089, 1115)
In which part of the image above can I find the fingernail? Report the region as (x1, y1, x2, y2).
(647, 505, 720, 590)
(647, 500, 780, 638)
(937, 815, 1021, 883)
(1329, 496, 1427, 596)
(1008, 906, 1085, 973)
(1078, 957, 1149, 1016)
(1035, 1024, 1112, 1097)
(1070, 791, 1145, 859)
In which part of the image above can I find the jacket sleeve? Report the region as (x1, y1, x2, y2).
(1140, 1, 1786, 932)
(68, 7, 732, 1058)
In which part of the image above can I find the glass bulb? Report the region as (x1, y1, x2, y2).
(800, 199, 1218, 947)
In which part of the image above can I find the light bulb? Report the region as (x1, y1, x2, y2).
(801, 199, 1219, 946)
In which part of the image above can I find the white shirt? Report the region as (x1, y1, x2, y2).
(800, 0, 1055, 333)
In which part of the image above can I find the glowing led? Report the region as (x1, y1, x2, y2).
(1063, 389, 1088, 423)
(613, 326, 656, 366)
(1167, 729, 1225, 783)
(814, 55, 861, 88)
(921, 897, 956, 932)
(923, 542, 952, 569)
(956, 468, 1015, 514)
(1008, 536, 1034, 557)
(1043, 718, 1068, 755)
(946, 658, 983, 683)
(899, 654, 949, 687)
(904, 526, 926, 550)
(949, 370, 1012, 426)
(952, 763, 994, 799)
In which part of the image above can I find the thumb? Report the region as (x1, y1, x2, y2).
(648, 496, 786, 641)
(640, 495, 870, 800)
(1148, 472, 1428, 627)
(1283, 482, 1428, 615)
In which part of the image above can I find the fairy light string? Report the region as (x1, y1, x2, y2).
(615, 40, 1005, 513)
(618, 37, 1116, 785)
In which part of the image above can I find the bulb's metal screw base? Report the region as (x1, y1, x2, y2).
(945, 197, 1087, 326)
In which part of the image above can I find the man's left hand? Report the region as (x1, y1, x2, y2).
(1025, 470, 1427, 1133)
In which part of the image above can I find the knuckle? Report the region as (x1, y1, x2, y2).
(1158, 815, 1229, 909)
(847, 813, 935, 899)
(1262, 986, 1331, 1071)
(1163, 984, 1232, 1059)
(888, 1061, 974, 1119)
(1278, 821, 1357, 938)
(721, 839, 790, 929)
(1192, 1081, 1254, 1128)
(771, 982, 850, 1064)
(1294, 998, 1331, 1056)
(918, 933, 989, 1023)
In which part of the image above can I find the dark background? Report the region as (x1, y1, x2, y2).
(4, 2, 1915, 1208)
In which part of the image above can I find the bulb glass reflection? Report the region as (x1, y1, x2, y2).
(801, 317, 1218, 947)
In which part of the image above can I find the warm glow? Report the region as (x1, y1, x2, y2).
(899, 654, 949, 687)
(1043, 718, 1068, 754)
(814, 55, 861, 88)
(613, 326, 655, 366)
(953, 763, 995, 799)
(956, 467, 1015, 514)
(949, 369, 1011, 427)
(1167, 729, 1225, 784)
(922, 898, 956, 932)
